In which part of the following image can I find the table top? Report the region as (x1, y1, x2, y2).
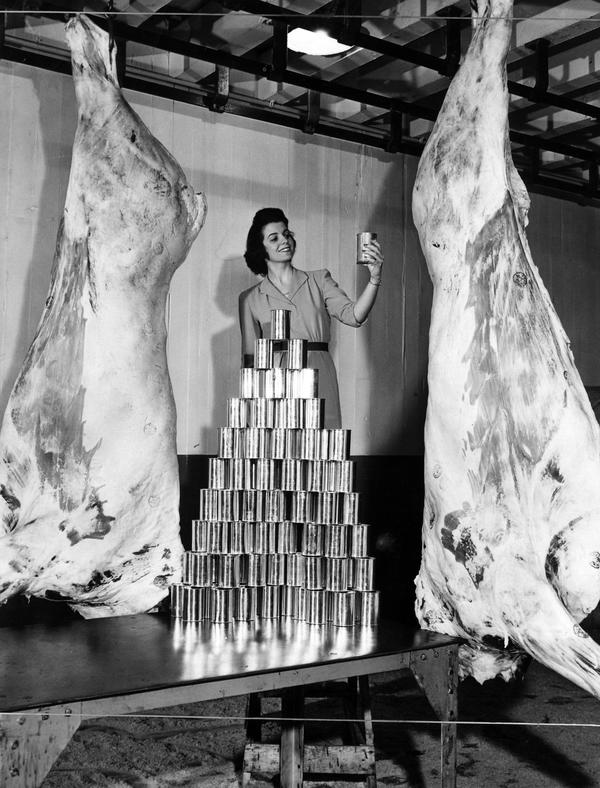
(0, 613, 459, 712)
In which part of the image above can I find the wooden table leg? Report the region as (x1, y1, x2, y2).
(279, 686, 304, 788)
(410, 644, 459, 788)
(0, 709, 81, 788)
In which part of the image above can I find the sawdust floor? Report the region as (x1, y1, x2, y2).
(41, 657, 600, 788)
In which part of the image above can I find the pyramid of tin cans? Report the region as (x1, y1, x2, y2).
(170, 308, 379, 627)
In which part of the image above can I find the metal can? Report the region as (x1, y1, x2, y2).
(302, 523, 323, 555)
(233, 586, 254, 621)
(184, 552, 213, 586)
(342, 492, 360, 524)
(315, 492, 339, 524)
(325, 557, 349, 591)
(305, 556, 324, 589)
(330, 591, 356, 627)
(286, 553, 306, 586)
(278, 521, 298, 553)
(208, 521, 226, 553)
(353, 557, 375, 591)
(192, 520, 209, 553)
(281, 458, 302, 491)
(240, 368, 259, 398)
(255, 458, 275, 490)
(246, 554, 267, 586)
(183, 586, 203, 622)
(264, 368, 286, 398)
(218, 427, 234, 458)
(351, 524, 370, 557)
(218, 554, 240, 588)
(286, 429, 299, 459)
(241, 490, 263, 522)
(297, 587, 307, 621)
(307, 460, 326, 492)
(324, 524, 348, 557)
(271, 428, 287, 459)
(282, 586, 298, 617)
(264, 490, 285, 522)
(261, 585, 280, 619)
(358, 590, 379, 627)
(333, 461, 354, 493)
(230, 521, 245, 553)
(198, 488, 218, 521)
(254, 521, 276, 554)
(227, 398, 247, 428)
(218, 490, 238, 522)
(329, 429, 350, 460)
(304, 399, 324, 429)
(208, 458, 228, 489)
(323, 462, 337, 493)
(287, 339, 307, 369)
(267, 554, 286, 585)
(290, 490, 311, 522)
(318, 429, 329, 460)
(229, 458, 245, 490)
(298, 368, 318, 398)
(250, 398, 274, 429)
(305, 589, 325, 625)
(254, 338, 274, 369)
(356, 231, 377, 265)
(170, 583, 185, 617)
(271, 308, 291, 340)
(244, 428, 260, 459)
(299, 429, 319, 461)
(212, 588, 232, 624)
(287, 398, 303, 429)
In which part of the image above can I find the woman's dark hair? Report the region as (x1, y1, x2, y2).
(244, 207, 291, 276)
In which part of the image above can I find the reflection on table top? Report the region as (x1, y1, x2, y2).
(0, 613, 459, 712)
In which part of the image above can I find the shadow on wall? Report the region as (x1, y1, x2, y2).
(0, 69, 74, 417)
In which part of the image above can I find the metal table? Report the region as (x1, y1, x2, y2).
(0, 613, 459, 787)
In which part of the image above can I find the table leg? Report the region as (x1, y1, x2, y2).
(410, 644, 459, 788)
(279, 686, 304, 788)
(0, 709, 80, 788)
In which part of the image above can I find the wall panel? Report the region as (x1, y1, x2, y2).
(1, 60, 600, 458)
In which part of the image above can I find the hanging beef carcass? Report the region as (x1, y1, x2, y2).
(0, 16, 206, 616)
(413, 0, 600, 696)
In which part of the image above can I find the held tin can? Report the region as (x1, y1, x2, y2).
(357, 232, 377, 264)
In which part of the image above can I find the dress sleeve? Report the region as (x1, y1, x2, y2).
(318, 269, 362, 327)
(238, 289, 262, 366)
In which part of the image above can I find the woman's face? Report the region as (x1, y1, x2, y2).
(262, 221, 296, 264)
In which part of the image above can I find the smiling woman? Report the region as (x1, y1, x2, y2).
(239, 207, 384, 428)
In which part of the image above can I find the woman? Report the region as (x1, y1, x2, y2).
(238, 207, 383, 428)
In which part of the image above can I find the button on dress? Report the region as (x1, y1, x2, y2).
(238, 268, 362, 428)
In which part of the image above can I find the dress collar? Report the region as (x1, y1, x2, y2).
(258, 268, 308, 301)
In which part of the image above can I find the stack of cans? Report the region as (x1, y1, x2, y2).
(170, 309, 380, 628)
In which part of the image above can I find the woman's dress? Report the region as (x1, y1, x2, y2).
(238, 268, 361, 428)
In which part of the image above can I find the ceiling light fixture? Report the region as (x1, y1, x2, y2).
(287, 27, 353, 57)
